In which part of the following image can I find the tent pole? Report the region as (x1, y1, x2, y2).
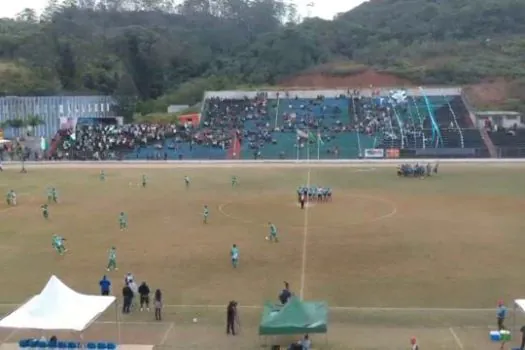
(116, 301, 121, 345)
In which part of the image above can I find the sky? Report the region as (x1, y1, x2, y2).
(0, 0, 367, 20)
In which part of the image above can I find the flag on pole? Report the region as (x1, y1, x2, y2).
(317, 131, 324, 145)
(296, 129, 318, 143)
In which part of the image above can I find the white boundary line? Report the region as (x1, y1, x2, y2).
(0, 303, 502, 311)
(159, 322, 174, 345)
(449, 327, 464, 349)
(299, 168, 312, 299)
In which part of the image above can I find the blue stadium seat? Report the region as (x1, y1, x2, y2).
(96, 342, 107, 349)
(29, 340, 40, 348)
(86, 343, 97, 349)
(38, 341, 47, 349)
(57, 341, 67, 349)
(67, 342, 78, 349)
(106, 343, 116, 350)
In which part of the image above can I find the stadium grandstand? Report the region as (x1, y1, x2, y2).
(2, 87, 525, 160)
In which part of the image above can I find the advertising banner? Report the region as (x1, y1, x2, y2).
(364, 148, 385, 159)
(386, 148, 400, 159)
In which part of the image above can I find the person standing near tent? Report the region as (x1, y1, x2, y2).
(154, 289, 163, 321)
(226, 301, 238, 335)
(279, 282, 292, 305)
(410, 337, 419, 350)
(138, 281, 151, 311)
(122, 283, 133, 314)
(99, 275, 111, 295)
(497, 300, 507, 330)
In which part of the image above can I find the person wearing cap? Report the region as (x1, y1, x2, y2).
(410, 337, 418, 350)
(497, 300, 507, 330)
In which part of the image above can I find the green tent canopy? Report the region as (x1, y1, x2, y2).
(259, 297, 328, 335)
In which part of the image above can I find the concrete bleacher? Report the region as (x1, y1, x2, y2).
(487, 129, 525, 157)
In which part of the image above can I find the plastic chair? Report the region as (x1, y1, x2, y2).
(18, 339, 30, 348)
(96, 342, 107, 349)
(67, 342, 78, 349)
(29, 340, 40, 348)
(57, 342, 67, 349)
(37, 341, 47, 349)
(106, 343, 116, 350)
(87, 343, 97, 349)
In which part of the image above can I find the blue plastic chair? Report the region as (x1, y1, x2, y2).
(67, 342, 78, 349)
(96, 342, 107, 349)
(18, 339, 30, 348)
(57, 342, 67, 349)
(30, 340, 40, 348)
(37, 341, 47, 349)
(87, 343, 97, 349)
(106, 343, 116, 350)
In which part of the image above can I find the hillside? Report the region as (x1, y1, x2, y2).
(0, 0, 524, 118)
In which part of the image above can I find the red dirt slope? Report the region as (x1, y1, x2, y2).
(280, 69, 413, 88)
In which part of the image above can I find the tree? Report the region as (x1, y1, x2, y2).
(6, 118, 28, 137)
(26, 116, 46, 136)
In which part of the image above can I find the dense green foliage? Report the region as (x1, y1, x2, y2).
(1, 0, 524, 116)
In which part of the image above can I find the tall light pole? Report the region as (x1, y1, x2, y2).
(306, 2, 314, 18)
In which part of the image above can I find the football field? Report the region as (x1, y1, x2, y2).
(0, 161, 524, 349)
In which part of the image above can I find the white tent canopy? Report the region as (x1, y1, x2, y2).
(515, 299, 525, 313)
(0, 275, 116, 331)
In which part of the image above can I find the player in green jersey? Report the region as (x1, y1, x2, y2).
(267, 222, 278, 242)
(119, 212, 128, 230)
(142, 175, 147, 188)
(231, 175, 238, 188)
(203, 205, 209, 224)
(100, 170, 105, 181)
(230, 244, 239, 268)
(6, 190, 16, 206)
(107, 246, 117, 271)
(184, 176, 190, 189)
(52, 234, 66, 255)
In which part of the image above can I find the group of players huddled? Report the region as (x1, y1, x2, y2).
(397, 162, 439, 177)
(296, 185, 332, 209)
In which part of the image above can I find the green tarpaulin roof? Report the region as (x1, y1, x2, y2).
(259, 297, 328, 335)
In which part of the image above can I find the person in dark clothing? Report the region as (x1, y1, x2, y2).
(154, 289, 162, 321)
(99, 275, 111, 296)
(138, 282, 150, 311)
(122, 284, 133, 313)
(520, 326, 525, 350)
(279, 282, 292, 304)
(226, 301, 238, 335)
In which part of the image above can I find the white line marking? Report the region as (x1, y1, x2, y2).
(0, 303, 502, 311)
(1, 329, 18, 343)
(159, 322, 174, 345)
(449, 327, 464, 349)
(299, 168, 311, 299)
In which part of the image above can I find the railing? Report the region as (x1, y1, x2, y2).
(445, 96, 465, 148)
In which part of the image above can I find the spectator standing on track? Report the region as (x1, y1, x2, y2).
(154, 289, 163, 321)
(122, 283, 133, 314)
(519, 326, 525, 350)
(138, 281, 150, 311)
(410, 336, 418, 350)
(497, 300, 507, 330)
(226, 301, 238, 335)
(99, 275, 111, 295)
(279, 282, 292, 304)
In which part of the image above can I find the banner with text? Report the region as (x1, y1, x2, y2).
(364, 148, 385, 159)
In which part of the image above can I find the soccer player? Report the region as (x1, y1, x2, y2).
(107, 246, 117, 271)
(230, 244, 239, 268)
(184, 176, 190, 189)
(51, 187, 58, 203)
(231, 175, 238, 188)
(299, 191, 306, 209)
(267, 222, 278, 242)
(47, 187, 53, 203)
(41, 204, 49, 219)
(6, 190, 16, 206)
(52, 234, 66, 255)
(119, 212, 128, 230)
(203, 205, 209, 224)
(142, 175, 147, 188)
(100, 170, 105, 181)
